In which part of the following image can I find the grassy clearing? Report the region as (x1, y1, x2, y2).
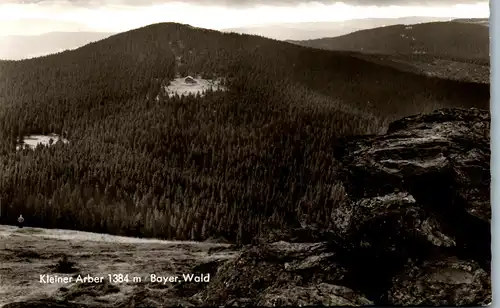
(0, 225, 237, 307)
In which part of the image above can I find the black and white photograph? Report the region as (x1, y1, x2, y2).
(0, 0, 491, 306)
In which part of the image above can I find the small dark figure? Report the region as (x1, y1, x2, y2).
(17, 214, 24, 228)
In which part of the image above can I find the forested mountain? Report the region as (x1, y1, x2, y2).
(289, 21, 490, 61)
(0, 23, 489, 243)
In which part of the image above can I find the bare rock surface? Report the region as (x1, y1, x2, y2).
(332, 107, 491, 304)
(334, 108, 490, 264)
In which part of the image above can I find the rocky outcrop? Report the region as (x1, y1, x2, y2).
(335, 107, 490, 225)
(192, 107, 491, 306)
(194, 241, 371, 306)
(334, 107, 490, 264)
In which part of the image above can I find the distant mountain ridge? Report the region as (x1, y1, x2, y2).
(0, 31, 115, 60)
(288, 21, 489, 61)
(0, 17, 457, 60)
(452, 18, 489, 26)
(222, 17, 451, 40)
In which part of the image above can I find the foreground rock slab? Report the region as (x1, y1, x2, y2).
(332, 107, 491, 305)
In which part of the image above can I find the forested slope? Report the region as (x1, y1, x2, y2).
(0, 23, 490, 243)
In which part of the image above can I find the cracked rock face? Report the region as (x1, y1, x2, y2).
(335, 108, 490, 251)
(335, 108, 490, 224)
(332, 107, 491, 304)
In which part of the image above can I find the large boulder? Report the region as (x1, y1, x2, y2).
(334, 108, 489, 209)
(331, 107, 491, 304)
(333, 108, 490, 259)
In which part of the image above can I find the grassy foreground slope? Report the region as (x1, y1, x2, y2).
(0, 23, 490, 243)
(0, 224, 236, 307)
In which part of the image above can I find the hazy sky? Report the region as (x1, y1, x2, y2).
(0, 0, 490, 36)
